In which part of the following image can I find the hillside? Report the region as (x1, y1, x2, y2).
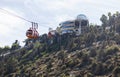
(0, 12, 120, 77)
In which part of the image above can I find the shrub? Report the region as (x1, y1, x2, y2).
(105, 45, 119, 55)
(89, 48, 97, 57)
(3, 46, 10, 51)
(113, 66, 120, 77)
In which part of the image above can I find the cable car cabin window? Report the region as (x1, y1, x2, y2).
(75, 20, 79, 28)
(27, 30, 32, 35)
(81, 20, 88, 26)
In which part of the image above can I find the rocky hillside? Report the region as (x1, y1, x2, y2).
(1, 31, 120, 77)
(0, 12, 120, 77)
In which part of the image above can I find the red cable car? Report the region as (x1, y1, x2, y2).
(26, 22, 39, 39)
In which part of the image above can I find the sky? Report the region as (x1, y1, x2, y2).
(0, 0, 120, 47)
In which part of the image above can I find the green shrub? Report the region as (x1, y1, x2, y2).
(105, 45, 119, 55)
(3, 46, 10, 51)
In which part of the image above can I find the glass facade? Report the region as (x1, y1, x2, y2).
(60, 21, 75, 34)
(61, 26, 74, 28)
(62, 21, 74, 24)
(62, 30, 74, 34)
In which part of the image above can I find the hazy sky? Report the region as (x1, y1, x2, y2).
(0, 0, 120, 47)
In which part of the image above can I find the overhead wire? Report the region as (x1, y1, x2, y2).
(0, 7, 32, 23)
(0, 7, 52, 28)
(0, 9, 29, 33)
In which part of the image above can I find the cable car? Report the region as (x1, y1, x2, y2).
(26, 22, 39, 39)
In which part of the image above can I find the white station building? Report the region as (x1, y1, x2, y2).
(59, 14, 89, 35)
